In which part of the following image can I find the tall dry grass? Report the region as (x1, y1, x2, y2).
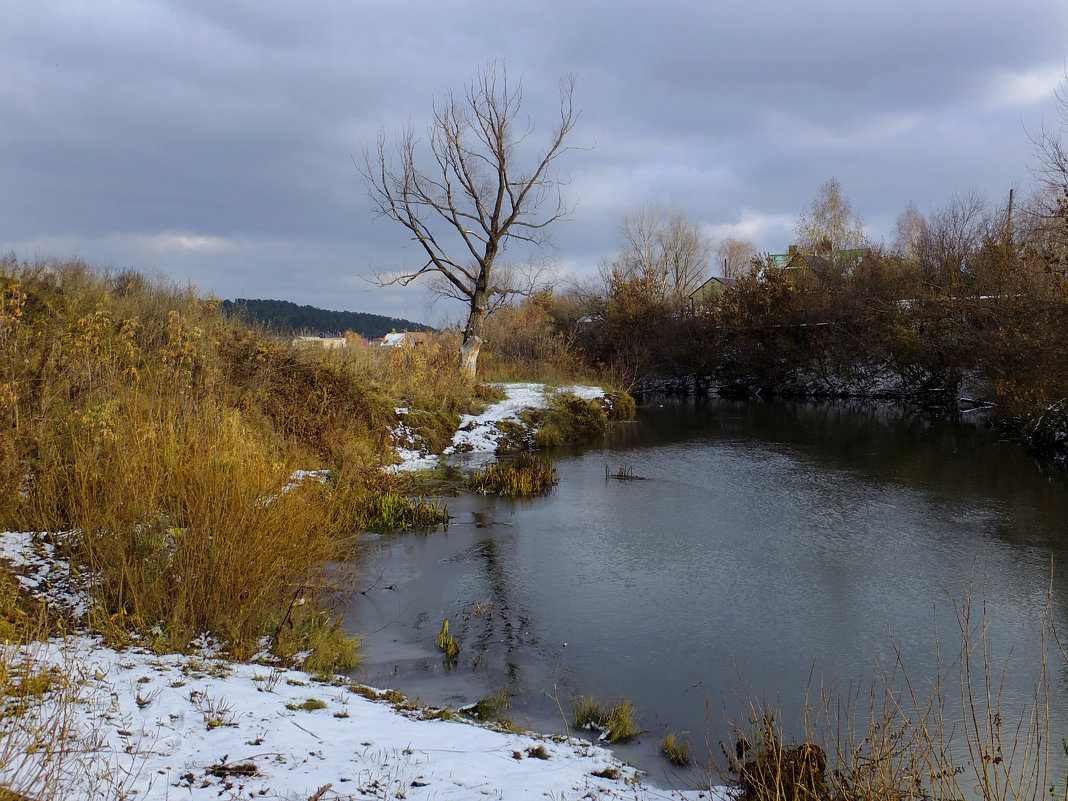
(479, 294, 598, 385)
(714, 580, 1062, 801)
(0, 253, 472, 661)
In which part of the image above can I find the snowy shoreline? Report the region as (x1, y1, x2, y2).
(390, 382, 609, 473)
(1, 382, 727, 799)
(4, 635, 721, 800)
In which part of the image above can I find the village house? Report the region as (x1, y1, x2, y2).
(378, 330, 431, 347)
(688, 275, 739, 311)
(291, 335, 349, 349)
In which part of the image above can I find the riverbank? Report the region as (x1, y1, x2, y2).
(391, 382, 612, 472)
(638, 366, 1068, 462)
(1, 382, 718, 799)
(2, 626, 719, 800)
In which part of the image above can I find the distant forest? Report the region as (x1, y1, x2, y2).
(221, 298, 431, 339)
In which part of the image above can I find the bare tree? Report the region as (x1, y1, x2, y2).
(1028, 78, 1068, 272)
(423, 257, 559, 317)
(608, 204, 712, 300)
(892, 201, 926, 264)
(795, 177, 866, 256)
(361, 64, 579, 377)
(716, 236, 758, 278)
(916, 190, 990, 290)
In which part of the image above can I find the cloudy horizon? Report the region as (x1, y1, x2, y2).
(2, 1, 1066, 325)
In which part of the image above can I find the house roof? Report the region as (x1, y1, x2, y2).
(764, 248, 870, 279)
(380, 330, 431, 347)
(768, 248, 869, 270)
(688, 275, 738, 299)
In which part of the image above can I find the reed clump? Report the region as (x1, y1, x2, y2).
(466, 452, 559, 496)
(662, 730, 692, 766)
(571, 695, 643, 743)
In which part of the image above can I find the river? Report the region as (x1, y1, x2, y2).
(345, 396, 1068, 790)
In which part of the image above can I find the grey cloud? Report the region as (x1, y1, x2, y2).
(2, 0, 1066, 322)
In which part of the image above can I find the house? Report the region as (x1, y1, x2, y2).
(292, 335, 348, 349)
(379, 331, 431, 347)
(688, 275, 738, 311)
(766, 246, 870, 276)
(763, 246, 873, 318)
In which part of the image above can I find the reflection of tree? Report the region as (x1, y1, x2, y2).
(624, 399, 1068, 553)
(461, 528, 536, 675)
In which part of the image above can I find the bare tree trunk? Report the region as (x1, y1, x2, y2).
(459, 335, 483, 378)
(460, 284, 489, 378)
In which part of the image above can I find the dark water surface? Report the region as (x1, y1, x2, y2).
(344, 397, 1068, 785)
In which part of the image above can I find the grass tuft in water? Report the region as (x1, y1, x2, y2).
(466, 452, 558, 496)
(365, 491, 449, 529)
(661, 730, 692, 766)
(467, 685, 517, 731)
(436, 618, 459, 659)
(571, 695, 642, 743)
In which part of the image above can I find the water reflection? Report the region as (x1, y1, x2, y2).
(345, 397, 1068, 784)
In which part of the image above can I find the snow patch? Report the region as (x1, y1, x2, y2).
(444, 383, 605, 456)
(388, 383, 607, 472)
(0, 530, 91, 621)
(2, 636, 721, 800)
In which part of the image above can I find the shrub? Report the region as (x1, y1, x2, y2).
(727, 718, 828, 801)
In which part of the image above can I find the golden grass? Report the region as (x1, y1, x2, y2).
(662, 730, 693, 766)
(571, 695, 643, 743)
(0, 254, 478, 661)
(466, 452, 559, 496)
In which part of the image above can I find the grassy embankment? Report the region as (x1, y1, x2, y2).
(0, 251, 632, 650)
(0, 255, 599, 664)
(0, 254, 639, 798)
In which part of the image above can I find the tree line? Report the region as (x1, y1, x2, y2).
(360, 63, 1068, 455)
(221, 298, 430, 339)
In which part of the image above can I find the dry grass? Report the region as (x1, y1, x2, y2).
(466, 452, 559, 496)
(714, 577, 1062, 801)
(0, 254, 479, 662)
(571, 695, 643, 743)
(478, 293, 596, 385)
(0, 570, 95, 799)
(662, 731, 693, 766)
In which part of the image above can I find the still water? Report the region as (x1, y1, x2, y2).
(345, 397, 1068, 783)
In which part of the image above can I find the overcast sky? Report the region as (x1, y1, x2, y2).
(3, 1, 1067, 324)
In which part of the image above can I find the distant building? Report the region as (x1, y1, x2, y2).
(765, 246, 870, 276)
(688, 275, 739, 311)
(292, 335, 348, 349)
(379, 331, 431, 347)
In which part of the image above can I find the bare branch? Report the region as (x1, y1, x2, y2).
(358, 62, 582, 375)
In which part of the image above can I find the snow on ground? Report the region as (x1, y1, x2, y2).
(390, 383, 607, 472)
(385, 408, 442, 474)
(445, 383, 605, 457)
(5, 634, 722, 800)
(0, 529, 90, 622)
